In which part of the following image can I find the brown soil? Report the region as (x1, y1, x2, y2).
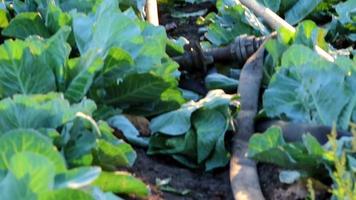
(137, 2, 331, 200)
(159, 2, 215, 95)
(122, 4, 233, 200)
(258, 164, 299, 200)
(128, 148, 234, 200)
(159, 2, 215, 43)
(258, 164, 330, 200)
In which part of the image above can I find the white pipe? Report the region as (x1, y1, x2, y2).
(238, 0, 334, 62)
(146, 0, 159, 26)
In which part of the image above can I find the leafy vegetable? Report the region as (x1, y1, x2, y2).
(107, 115, 150, 147)
(0, 93, 146, 199)
(11, 0, 100, 14)
(334, 0, 356, 27)
(262, 21, 356, 130)
(327, 0, 356, 44)
(1, 0, 184, 116)
(101, 73, 171, 107)
(68, 0, 184, 114)
(256, 0, 323, 25)
(249, 126, 356, 200)
(248, 127, 325, 175)
(93, 171, 150, 198)
(0, 129, 66, 173)
(0, 93, 94, 133)
(264, 45, 356, 130)
(2, 12, 50, 39)
(257, 0, 282, 12)
(0, 0, 201, 198)
(205, 73, 238, 92)
(285, 0, 322, 25)
(94, 138, 136, 170)
(54, 167, 101, 189)
(0, 7, 8, 28)
(64, 50, 104, 102)
(0, 26, 71, 97)
(204, 0, 268, 46)
(148, 90, 235, 170)
(60, 112, 137, 169)
(0, 129, 98, 200)
(0, 0, 353, 198)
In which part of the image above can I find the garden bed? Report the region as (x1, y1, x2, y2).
(0, 0, 354, 199)
(127, 148, 233, 200)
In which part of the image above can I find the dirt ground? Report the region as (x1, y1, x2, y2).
(259, 164, 305, 200)
(125, 2, 331, 200)
(258, 164, 330, 200)
(128, 148, 234, 200)
(120, 4, 234, 200)
(159, 2, 215, 42)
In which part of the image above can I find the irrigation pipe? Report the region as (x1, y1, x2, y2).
(229, 2, 342, 199)
(146, 0, 159, 26)
(230, 38, 269, 200)
(238, 0, 335, 62)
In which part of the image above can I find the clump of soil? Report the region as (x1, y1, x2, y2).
(128, 148, 234, 200)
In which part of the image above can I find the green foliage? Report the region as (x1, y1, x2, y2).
(248, 127, 326, 175)
(2, 12, 50, 39)
(257, 0, 281, 12)
(326, 127, 356, 200)
(249, 126, 356, 200)
(0, 27, 70, 97)
(61, 112, 137, 169)
(158, 0, 214, 4)
(203, 0, 268, 46)
(0, 2, 184, 185)
(0, 93, 95, 133)
(284, 0, 322, 25)
(0, 0, 184, 116)
(0, 129, 67, 173)
(69, 0, 184, 114)
(0, 94, 148, 200)
(107, 115, 150, 147)
(201, 0, 343, 46)
(0, 0, 199, 198)
(263, 21, 356, 130)
(327, 0, 356, 43)
(205, 73, 238, 92)
(257, 0, 323, 25)
(148, 90, 236, 170)
(334, 0, 356, 27)
(0, 9, 8, 28)
(93, 171, 150, 198)
(0, 129, 98, 200)
(0, 0, 353, 198)
(255, 0, 354, 45)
